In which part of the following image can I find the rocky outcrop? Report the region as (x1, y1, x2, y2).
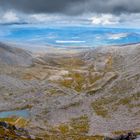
(105, 132, 137, 140)
(0, 121, 40, 140)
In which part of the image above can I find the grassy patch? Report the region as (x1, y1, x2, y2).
(114, 93, 140, 109)
(58, 57, 85, 69)
(91, 96, 118, 118)
(59, 71, 104, 92)
(70, 115, 89, 134)
(43, 134, 104, 140)
(112, 129, 140, 136)
(57, 123, 70, 135)
(0, 117, 28, 128)
(59, 72, 85, 92)
(49, 115, 89, 136)
(44, 115, 105, 140)
(91, 103, 109, 118)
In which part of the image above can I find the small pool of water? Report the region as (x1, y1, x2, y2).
(0, 109, 30, 118)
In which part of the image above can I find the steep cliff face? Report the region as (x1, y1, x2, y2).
(0, 42, 33, 67)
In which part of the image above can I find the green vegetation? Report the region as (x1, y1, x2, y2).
(43, 115, 105, 140)
(114, 92, 140, 109)
(70, 115, 89, 134)
(50, 115, 89, 135)
(112, 129, 140, 136)
(43, 134, 104, 140)
(91, 91, 140, 118)
(60, 72, 85, 92)
(91, 96, 118, 118)
(58, 57, 85, 69)
(91, 102, 109, 118)
(0, 117, 28, 128)
(58, 70, 105, 92)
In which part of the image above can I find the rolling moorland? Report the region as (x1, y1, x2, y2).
(0, 42, 140, 139)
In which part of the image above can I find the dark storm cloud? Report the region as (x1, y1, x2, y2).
(0, 0, 140, 15)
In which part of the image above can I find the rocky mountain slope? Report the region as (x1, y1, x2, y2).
(0, 42, 33, 66)
(0, 42, 139, 139)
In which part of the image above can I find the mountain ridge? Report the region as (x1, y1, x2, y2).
(0, 42, 33, 66)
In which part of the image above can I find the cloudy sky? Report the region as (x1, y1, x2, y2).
(0, 0, 140, 27)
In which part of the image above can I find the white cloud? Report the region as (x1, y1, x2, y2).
(2, 11, 19, 23)
(30, 14, 50, 22)
(0, 10, 140, 28)
(108, 33, 128, 40)
(118, 13, 140, 28)
(29, 14, 61, 23)
(90, 14, 119, 25)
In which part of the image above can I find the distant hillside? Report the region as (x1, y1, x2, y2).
(0, 42, 33, 66)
